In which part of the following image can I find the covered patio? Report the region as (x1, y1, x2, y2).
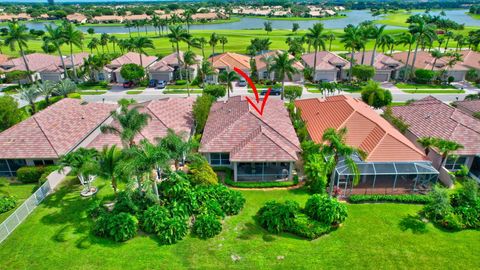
(331, 155, 439, 196)
(234, 162, 293, 182)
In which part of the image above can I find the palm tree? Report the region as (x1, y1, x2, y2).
(109, 35, 118, 53)
(97, 145, 124, 195)
(82, 54, 110, 82)
(158, 128, 197, 170)
(100, 33, 109, 53)
(36, 80, 56, 105)
(44, 24, 67, 78)
(100, 104, 151, 148)
(62, 22, 84, 80)
(4, 22, 33, 82)
(131, 37, 155, 68)
(321, 127, 363, 195)
(408, 18, 436, 78)
(87, 37, 99, 54)
(454, 34, 465, 51)
(218, 70, 240, 99)
(270, 52, 298, 100)
(369, 25, 386, 66)
(378, 34, 395, 54)
(261, 55, 275, 80)
(417, 136, 436, 156)
(341, 24, 364, 81)
(305, 23, 327, 81)
(444, 31, 454, 50)
(435, 139, 464, 169)
(184, 10, 193, 33)
(219, 36, 228, 53)
(209, 32, 219, 57)
(54, 79, 77, 98)
(124, 20, 133, 38)
(196, 37, 207, 58)
(327, 33, 336, 51)
(167, 25, 191, 80)
(430, 49, 444, 71)
(396, 32, 416, 81)
(199, 60, 215, 86)
(19, 85, 39, 115)
(183, 50, 198, 97)
(58, 148, 99, 192)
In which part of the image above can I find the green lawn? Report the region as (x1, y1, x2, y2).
(77, 84, 111, 91)
(396, 83, 457, 90)
(0, 178, 478, 269)
(126, 90, 143, 95)
(402, 89, 465, 94)
(163, 89, 203, 94)
(78, 90, 108, 95)
(0, 183, 37, 223)
(165, 84, 201, 90)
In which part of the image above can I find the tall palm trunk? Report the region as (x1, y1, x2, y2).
(19, 43, 33, 83)
(349, 48, 354, 81)
(313, 46, 318, 82)
(186, 64, 190, 97)
(281, 79, 285, 100)
(176, 43, 183, 80)
(329, 39, 333, 51)
(70, 44, 77, 80)
(56, 46, 68, 79)
(370, 41, 378, 66)
(403, 43, 413, 82)
(410, 41, 421, 79)
(128, 27, 131, 38)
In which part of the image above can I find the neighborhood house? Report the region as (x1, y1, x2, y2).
(301, 51, 350, 82)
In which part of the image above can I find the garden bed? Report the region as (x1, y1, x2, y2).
(395, 83, 457, 90)
(78, 90, 107, 95)
(163, 89, 203, 94)
(126, 90, 143, 95)
(166, 84, 201, 90)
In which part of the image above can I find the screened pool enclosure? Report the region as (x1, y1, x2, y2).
(331, 155, 439, 196)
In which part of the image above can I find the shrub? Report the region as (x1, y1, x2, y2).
(93, 212, 138, 242)
(175, 80, 187, 85)
(0, 196, 16, 214)
(284, 85, 303, 102)
(192, 94, 214, 133)
(422, 185, 453, 222)
(304, 154, 329, 194)
(192, 214, 222, 239)
(157, 216, 188, 245)
(16, 166, 45, 183)
(0, 95, 23, 132)
(352, 65, 376, 82)
(349, 194, 430, 204)
(414, 69, 436, 84)
(360, 80, 392, 109)
(203, 84, 226, 99)
(113, 191, 156, 215)
(141, 205, 170, 234)
(441, 212, 464, 231)
(466, 68, 478, 82)
(188, 156, 218, 186)
(120, 63, 145, 82)
(304, 194, 347, 225)
(256, 200, 299, 233)
(38, 165, 58, 184)
(197, 184, 245, 216)
(287, 213, 331, 239)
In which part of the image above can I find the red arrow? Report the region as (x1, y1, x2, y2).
(234, 67, 271, 116)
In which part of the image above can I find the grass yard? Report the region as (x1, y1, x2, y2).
(165, 84, 201, 90)
(77, 84, 111, 91)
(78, 90, 108, 95)
(396, 83, 457, 90)
(0, 178, 478, 269)
(163, 89, 203, 94)
(402, 89, 465, 94)
(126, 90, 143, 95)
(0, 183, 37, 223)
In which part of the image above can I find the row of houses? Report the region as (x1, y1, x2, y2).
(0, 92, 478, 195)
(231, 5, 344, 18)
(66, 12, 228, 24)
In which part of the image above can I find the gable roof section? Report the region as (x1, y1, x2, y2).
(392, 51, 469, 71)
(0, 99, 116, 159)
(108, 52, 157, 69)
(199, 96, 300, 162)
(209, 52, 251, 71)
(0, 53, 60, 72)
(454, 99, 480, 116)
(301, 51, 350, 70)
(295, 95, 427, 162)
(351, 51, 404, 70)
(88, 97, 195, 149)
(255, 50, 304, 71)
(391, 96, 480, 156)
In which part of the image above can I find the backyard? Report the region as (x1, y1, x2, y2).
(0, 182, 36, 223)
(0, 178, 478, 269)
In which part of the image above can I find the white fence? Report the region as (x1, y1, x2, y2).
(0, 168, 70, 244)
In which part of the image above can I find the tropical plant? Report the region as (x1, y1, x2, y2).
(93, 212, 138, 242)
(35, 80, 56, 105)
(396, 32, 417, 81)
(192, 214, 222, 239)
(120, 63, 145, 82)
(256, 200, 300, 233)
(264, 21, 272, 35)
(352, 65, 376, 81)
(417, 136, 437, 156)
(219, 36, 228, 53)
(97, 145, 124, 195)
(18, 85, 39, 115)
(131, 36, 155, 68)
(156, 216, 188, 245)
(54, 78, 77, 98)
(87, 37, 99, 54)
(158, 128, 197, 169)
(304, 194, 348, 225)
(58, 147, 99, 190)
(369, 24, 386, 66)
(360, 80, 392, 109)
(341, 24, 365, 81)
(44, 24, 67, 78)
(183, 50, 197, 97)
(167, 25, 191, 80)
(283, 85, 303, 102)
(305, 23, 327, 80)
(187, 155, 218, 186)
(0, 96, 23, 132)
(304, 153, 332, 194)
(430, 49, 444, 71)
(218, 70, 239, 99)
(270, 52, 298, 100)
(408, 18, 436, 78)
(62, 22, 84, 80)
(4, 22, 33, 82)
(192, 94, 215, 133)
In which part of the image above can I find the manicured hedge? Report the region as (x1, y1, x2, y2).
(348, 194, 431, 204)
(16, 165, 57, 184)
(287, 213, 332, 240)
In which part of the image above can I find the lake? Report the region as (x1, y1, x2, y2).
(19, 9, 478, 34)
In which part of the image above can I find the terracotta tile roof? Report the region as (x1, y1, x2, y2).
(66, 13, 87, 22)
(209, 52, 251, 71)
(0, 54, 10, 65)
(0, 53, 60, 72)
(108, 52, 157, 69)
(124, 14, 151, 21)
(459, 50, 480, 70)
(0, 99, 116, 159)
(350, 51, 404, 70)
(392, 51, 469, 71)
(64, 52, 90, 68)
(88, 97, 195, 149)
(301, 51, 350, 70)
(295, 95, 427, 162)
(199, 96, 300, 162)
(391, 96, 480, 156)
(149, 51, 202, 72)
(255, 50, 304, 71)
(92, 15, 123, 22)
(454, 99, 480, 116)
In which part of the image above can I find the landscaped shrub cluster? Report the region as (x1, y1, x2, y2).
(16, 165, 57, 184)
(92, 171, 245, 243)
(0, 196, 16, 214)
(203, 84, 226, 98)
(349, 194, 431, 204)
(175, 80, 187, 85)
(188, 156, 218, 186)
(256, 195, 347, 239)
(421, 180, 480, 231)
(414, 69, 437, 84)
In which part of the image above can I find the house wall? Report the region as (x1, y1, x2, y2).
(373, 70, 391, 82)
(40, 72, 63, 82)
(314, 70, 337, 82)
(150, 71, 173, 82)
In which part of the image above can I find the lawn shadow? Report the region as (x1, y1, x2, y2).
(399, 214, 428, 234)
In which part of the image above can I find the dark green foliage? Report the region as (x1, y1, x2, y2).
(113, 191, 156, 215)
(188, 155, 218, 186)
(414, 69, 436, 84)
(304, 194, 347, 225)
(304, 154, 329, 194)
(192, 94, 214, 133)
(352, 65, 376, 82)
(284, 85, 303, 102)
(256, 200, 299, 234)
(223, 168, 295, 188)
(300, 140, 321, 160)
(360, 80, 392, 109)
(287, 213, 332, 240)
(450, 179, 480, 229)
(0, 95, 23, 132)
(157, 216, 188, 245)
(158, 172, 198, 218)
(349, 194, 430, 204)
(16, 166, 46, 183)
(0, 196, 16, 214)
(196, 184, 245, 216)
(93, 212, 138, 242)
(422, 185, 453, 223)
(203, 84, 226, 98)
(140, 205, 170, 234)
(441, 212, 464, 231)
(192, 214, 222, 239)
(120, 63, 145, 82)
(175, 80, 187, 85)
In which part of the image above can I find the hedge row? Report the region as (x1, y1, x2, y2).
(218, 168, 296, 188)
(16, 165, 58, 184)
(348, 194, 430, 204)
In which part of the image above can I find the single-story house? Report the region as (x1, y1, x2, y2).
(0, 99, 116, 177)
(106, 52, 157, 83)
(350, 51, 404, 82)
(255, 50, 304, 82)
(199, 96, 301, 182)
(459, 50, 480, 76)
(0, 53, 60, 82)
(392, 51, 469, 81)
(88, 97, 195, 149)
(453, 99, 480, 117)
(66, 13, 87, 24)
(390, 96, 480, 184)
(191, 12, 228, 21)
(90, 15, 124, 23)
(207, 52, 251, 84)
(149, 51, 202, 82)
(301, 51, 350, 82)
(38, 52, 90, 82)
(295, 95, 438, 196)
